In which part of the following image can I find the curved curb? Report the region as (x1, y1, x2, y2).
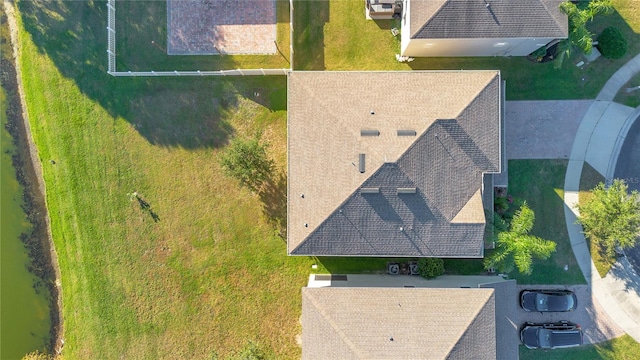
(564, 52, 640, 343)
(596, 53, 640, 101)
(606, 105, 640, 182)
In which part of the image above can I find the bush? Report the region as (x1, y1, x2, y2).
(417, 258, 445, 279)
(598, 27, 628, 59)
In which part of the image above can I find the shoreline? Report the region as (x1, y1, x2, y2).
(2, 1, 64, 355)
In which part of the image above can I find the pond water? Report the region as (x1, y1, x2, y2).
(1, 87, 51, 359)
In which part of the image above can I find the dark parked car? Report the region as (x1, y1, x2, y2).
(520, 289, 577, 312)
(520, 321, 583, 349)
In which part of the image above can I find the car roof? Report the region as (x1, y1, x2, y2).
(550, 329, 582, 347)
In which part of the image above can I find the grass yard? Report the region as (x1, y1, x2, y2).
(293, 0, 640, 100)
(500, 160, 585, 284)
(19, 1, 283, 359)
(14, 1, 401, 358)
(115, 0, 290, 71)
(614, 73, 640, 108)
(520, 334, 640, 360)
(579, 162, 614, 278)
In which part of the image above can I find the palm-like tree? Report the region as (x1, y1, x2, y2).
(555, 0, 613, 68)
(485, 202, 557, 275)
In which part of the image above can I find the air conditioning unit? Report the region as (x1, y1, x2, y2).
(408, 261, 419, 275)
(387, 263, 400, 275)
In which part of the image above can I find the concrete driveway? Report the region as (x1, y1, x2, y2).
(512, 285, 624, 344)
(505, 100, 593, 159)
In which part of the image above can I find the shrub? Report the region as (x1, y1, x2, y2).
(598, 27, 628, 59)
(417, 258, 445, 279)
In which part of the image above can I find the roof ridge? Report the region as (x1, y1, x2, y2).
(451, 189, 485, 224)
(539, 0, 568, 34)
(446, 289, 495, 358)
(303, 289, 367, 358)
(412, 0, 451, 38)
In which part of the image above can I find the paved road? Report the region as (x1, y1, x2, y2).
(614, 114, 640, 278)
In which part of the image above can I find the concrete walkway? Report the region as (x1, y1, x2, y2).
(564, 52, 640, 343)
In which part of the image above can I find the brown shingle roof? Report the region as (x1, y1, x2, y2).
(301, 287, 496, 359)
(410, 0, 568, 39)
(287, 71, 501, 257)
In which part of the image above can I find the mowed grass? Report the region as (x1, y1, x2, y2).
(293, 0, 640, 100)
(520, 334, 640, 360)
(15, 1, 395, 358)
(502, 160, 585, 284)
(17, 1, 294, 359)
(614, 73, 640, 108)
(579, 162, 614, 278)
(116, 0, 290, 71)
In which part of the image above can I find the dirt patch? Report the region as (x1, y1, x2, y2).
(2, 1, 63, 355)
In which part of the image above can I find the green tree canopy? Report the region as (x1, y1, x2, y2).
(577, 179, 640, 257)
(560, 0, 613, 54)
(219, 137, 274, 194)
(485, 202, 557, 275)
(598, 26, 628, 59)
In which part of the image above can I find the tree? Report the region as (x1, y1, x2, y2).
(219, 137, 274, 194)
(557, 0, 613, 65)
(485, 202, 557, 275)
(577, 179, 640, 257)
(598, 26, 628, 59)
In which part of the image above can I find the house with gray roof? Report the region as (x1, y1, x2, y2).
(301, 275, 520, 359)
(399, 0, 568, 57)
(302, 286, 497, 359)
(287, 71, 502, 257)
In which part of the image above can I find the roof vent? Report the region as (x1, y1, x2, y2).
(359, 153, 366, 173)
(397, 187, 417, 194)
(361, 187, 380, 194)
(397, 130, 416, 136)
(360, 129, 380, 137)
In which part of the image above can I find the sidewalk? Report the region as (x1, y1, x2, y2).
(564, 53, 640, 343)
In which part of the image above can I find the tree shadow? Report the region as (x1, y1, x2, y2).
(259, 170, 287, 238)
(16, 0, 285, 149)
(293, 0, 329, 70)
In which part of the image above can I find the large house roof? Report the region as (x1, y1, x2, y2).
(287, 71, 501, 257)
(409, 0, 568, 39)
(301, 287, 497, 359)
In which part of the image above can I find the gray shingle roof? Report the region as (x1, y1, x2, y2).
(301, 287, 497, 360)
(288, 71, 501, 257)
(410, 0, 568, 39)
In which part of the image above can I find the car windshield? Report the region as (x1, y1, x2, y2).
(538, 329, 552, 348)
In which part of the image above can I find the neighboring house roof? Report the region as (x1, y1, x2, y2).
(409, 0, 568, 39)
(301, 287, 497, 359)
(287, 71, 501, 257)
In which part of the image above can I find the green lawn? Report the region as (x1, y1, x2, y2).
(500, 160, 585, 284)
(14, 1, 401, 357)
(520, 335, 640, 360)
(14, 0, 639, 358)
(614, 73, 640, 108)
(293, 0, 640, 100)
(115, 0, 291, 71)
(579, 162, 614, 278)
